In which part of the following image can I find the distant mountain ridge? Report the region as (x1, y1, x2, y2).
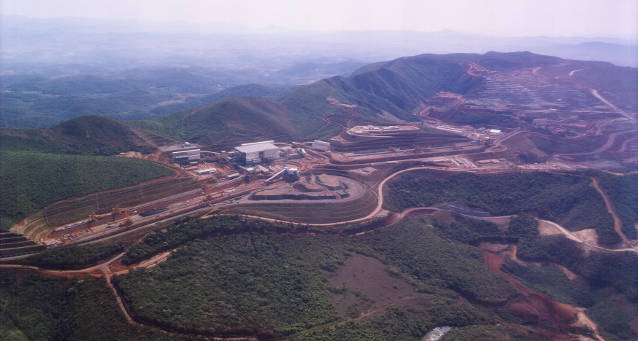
(135, 51, 569, 146)
(7, 51, 637, 151)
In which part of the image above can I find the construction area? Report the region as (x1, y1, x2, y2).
(245, 174, 364, 202)
(3, 121, 555, 252)
(7, 66, 636, 253)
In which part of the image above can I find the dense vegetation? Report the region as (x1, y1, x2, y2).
(122, 216, 299, 265)
(505, 214, 539, 240)
(360, 219, 516, 305)
(294, 300, 532, 341)
(0, 271, 183, 341)
(509, 233, 638, 340)
(1, 116, 160, 156)
(419, 211, 637, 340)
(117, 233, 342, 337)
(135, 97, 297, 148)
(18, 242, 127, 270)
(596, 173, 638, 240)
(384, 170, 620, 245)
(503, 260, 597, 307)
(586, 296, 638, 341)
(5, 213, 632, 340)
(0, 150, 173, 230)
(430, 213, 506, 244)
(114, 216, 535, 339)
(517, 234, 638, 303)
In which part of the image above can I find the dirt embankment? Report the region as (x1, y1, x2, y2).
(13, 175, 198, 242)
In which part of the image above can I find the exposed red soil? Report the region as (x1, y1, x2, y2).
(481, 247, 604, 341)
(504, 294, 575, 329)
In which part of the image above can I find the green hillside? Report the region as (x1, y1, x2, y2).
(0, 116, 166, 155)
(136, 53, 498, 145)
(0, 150, 173, 231)
(596, 173, 638, 239)
(133, 97, 297, 148)
(115, 216, 524, 339)
(383, 170, 620, 246)
(0, 272, 182, 341)
(136, 52, 574, 146)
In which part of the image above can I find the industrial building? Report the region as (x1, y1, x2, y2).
(172, 149, 201, 165)
(235, 141, 280, 165)
(312, 140, 331, 151)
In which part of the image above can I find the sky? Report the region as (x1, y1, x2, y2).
(2, 0, 637, 40)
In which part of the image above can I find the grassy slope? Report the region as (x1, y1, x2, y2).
(383, 170, 619, 246)
(0, 150, 173, 230)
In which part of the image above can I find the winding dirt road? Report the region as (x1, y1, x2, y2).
(3, 167, 635, 340)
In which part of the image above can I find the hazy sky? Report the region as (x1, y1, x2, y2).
(3, 0, 637, 39)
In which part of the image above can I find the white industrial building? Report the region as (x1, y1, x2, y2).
(235, 141, 280, 165)
(311, 140, 330, 151)
(195, 168, 217, 175)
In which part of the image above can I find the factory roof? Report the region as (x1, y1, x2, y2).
(235, 141, 278, 153)
(161, 142, 201, 153)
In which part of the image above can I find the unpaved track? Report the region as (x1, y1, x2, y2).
(211, 166, 443, 227)
(560, 129, 638, 157)
(539, 220, 637, 253)
(0, 250, 257, 340)
(3, 167, 635, 339)
(590, 88, 635, 122)
(0, 252, 125, 277)
(568, 69, 583, 77)
(590, 177, 629, 245)
(213, 167, 638, 256)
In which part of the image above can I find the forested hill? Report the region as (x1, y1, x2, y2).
(0, 116, 169, 155)
(136, 51, 500, 145)
(136, 51, 598, 146)
(6, 51, 636, 150)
